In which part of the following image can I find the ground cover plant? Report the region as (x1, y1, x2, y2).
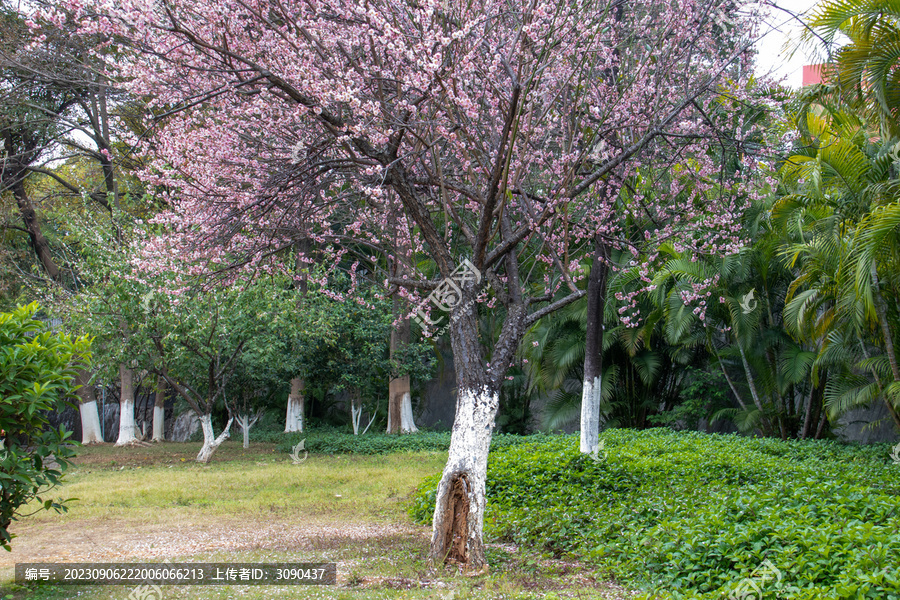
(411, 429, 900, 599)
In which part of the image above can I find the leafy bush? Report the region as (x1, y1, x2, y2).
(258, 427, 556, 456)
(0, 303, 90, 550)
(410, 429, 900, 599)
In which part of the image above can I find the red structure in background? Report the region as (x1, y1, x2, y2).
(803, 64, 827, 86)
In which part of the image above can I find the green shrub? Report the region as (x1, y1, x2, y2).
(259, 427, 556, 456)
(0, 303, 90, 550)
(410, 429, 900, 599)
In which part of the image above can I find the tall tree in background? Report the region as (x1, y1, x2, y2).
(58, 0, 763, 569)
(1, 0, 145, 444)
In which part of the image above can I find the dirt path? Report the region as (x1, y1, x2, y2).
(0, 515, 424, 567)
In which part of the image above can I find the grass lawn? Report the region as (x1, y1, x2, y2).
(0, 441, 634, 600)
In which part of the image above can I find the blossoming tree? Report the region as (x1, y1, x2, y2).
(56, 0, 763, 568)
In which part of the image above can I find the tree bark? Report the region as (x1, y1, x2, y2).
(580, 238, 609, 454)
(115, 364, 138, 445)
(152, 374, 167, 442)
(76, 370, 103, 444)
(285, 377, 305, 433)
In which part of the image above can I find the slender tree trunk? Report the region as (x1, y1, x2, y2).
(738, 345, 772, 436)
(196, 414, 233, 463)
(285, 377, 305, 433)
(859, 340, 900, 431)
(12, 179, 59, 280)
(871, 261, 900, 383)
(152, 375, 166, 442)
(76, 370, 103, 444)
(239, 415, 250, 449)
(580, 239, 609, 454)
(351, 393, 362, 436)
(115, 364, 138, 445)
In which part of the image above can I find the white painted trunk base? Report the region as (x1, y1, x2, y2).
(580, 375, 602, 454)
(284, 396, 304, 433)
(80, 401, 103, 444)
(115, 398, 138, 446)
(239, 415, 250, 449)
(196, 414, 233, 463)
(388, 392, 419, 434)
(399, 392, 418, 433)
(152, 406, 165, 442)
(351, 401, 362, 435)
(430, 387, 499, 567)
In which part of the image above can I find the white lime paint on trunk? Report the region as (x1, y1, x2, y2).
(196, 414, 233, 463)
(580, 375, 602, 454)
(236, 413, 261, 449)
(351, 399, 362, 435)
(115, 365, 138, 446)
(284, 378, 304, 433)
(152, 406, 165, 442)
(115, 397, 137, 445)
(399, 392, 419, 433)
(80, 400, 103, 444)
(429, 386, 499, 568)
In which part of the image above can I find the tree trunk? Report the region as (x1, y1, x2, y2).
(351, 394, 362, 436)
(152, 375, 166, 442)
(76, 370, 103, 444)
(239, 414, 250, 449)
(871, 261, 900, 382)
(428, 308, 501, 572)
(399, 387, 419, 433)
(738, 345, 773, 436)
(284, 377, 305, 433)
(196, 414, 232, 463)
(115, 364, 138, 446)
(388, 299, 417, 433)
(12, 178, 60, 280)
(580, 239, 609, 454)
(429, 386, 499, 571)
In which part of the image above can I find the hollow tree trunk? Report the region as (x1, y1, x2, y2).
(76, 370, 103, 444)
(284, 377, 305, 433)
(580, 239, 609, 454)
(115, 364, 138, 446)
(152, 375, 166, 442)
(196, 414, 233, 463)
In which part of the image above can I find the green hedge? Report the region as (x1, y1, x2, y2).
(259, 427, 557, 455)
(409, 429, 900, 599)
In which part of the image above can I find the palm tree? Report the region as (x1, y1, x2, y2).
(775, 98, 900, 430)
(806, 0, 900, 136)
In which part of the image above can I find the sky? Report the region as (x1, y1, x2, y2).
(753, 0, 827, 88)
